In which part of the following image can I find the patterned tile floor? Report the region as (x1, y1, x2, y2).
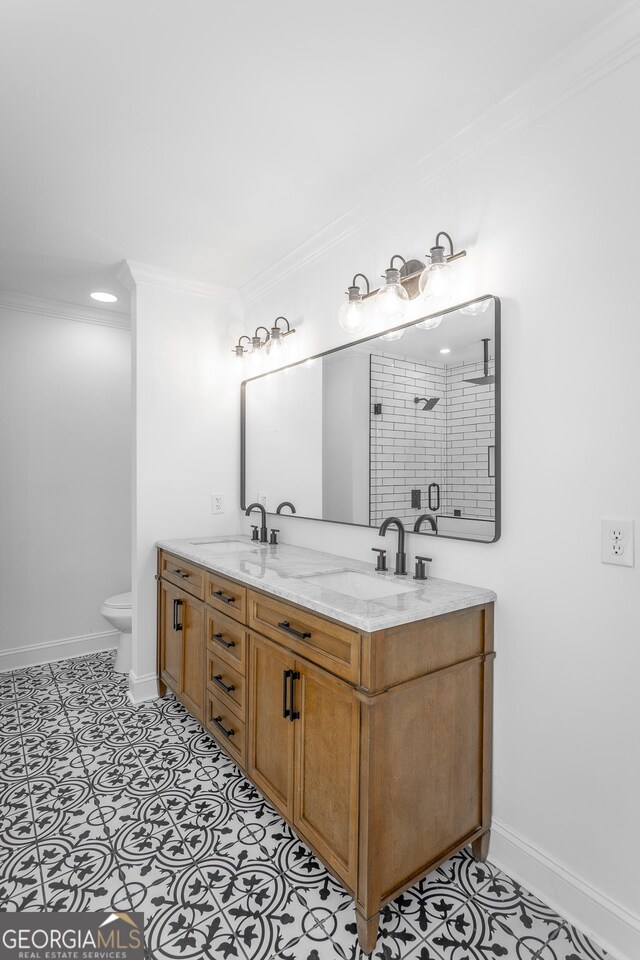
(0, 652, 609, 960)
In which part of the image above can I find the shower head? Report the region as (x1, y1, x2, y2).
(464, 338, 495, 385)
(414, 396, 440, 411)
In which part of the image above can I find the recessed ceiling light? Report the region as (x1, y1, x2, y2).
(90, 291, 118, 303)
(440, 348, 451, 354)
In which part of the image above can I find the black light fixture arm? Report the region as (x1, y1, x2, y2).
(427, 230, 467, 264)
(434, 232, 454, 256)
(351, 273, 370, 294)
(388, 254, 407, 271)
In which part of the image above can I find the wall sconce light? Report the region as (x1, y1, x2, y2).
(418, 232, 467, 302)
(339, 230, 467, 334)
(232, 319, 296, 364)
(377, 255, 409, 326)
(338, 274, 370, 332)
(266, 316, 294, 355)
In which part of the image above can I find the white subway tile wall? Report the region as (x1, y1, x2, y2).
(370, 353, 495, 526)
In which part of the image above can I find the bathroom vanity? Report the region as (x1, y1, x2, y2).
(156, 536, 496, 954)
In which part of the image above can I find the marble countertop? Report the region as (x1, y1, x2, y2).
(156, 535, 496, 633)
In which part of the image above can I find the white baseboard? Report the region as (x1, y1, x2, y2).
(0, 630, 119, 672)
(491, 819, 640, 960)
(128, 670, 159, 703)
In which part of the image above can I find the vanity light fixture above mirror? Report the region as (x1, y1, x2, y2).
(338, 230, 467, 333)
(232, 316, 296, 361)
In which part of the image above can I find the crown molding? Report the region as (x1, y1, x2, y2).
(118, 259, 241, 304)
(0, 290, 130, 329)
(240, 1, 640, 307)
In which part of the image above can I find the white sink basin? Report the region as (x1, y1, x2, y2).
(300, 570, 417, 601)
(190, 539, 248, 551)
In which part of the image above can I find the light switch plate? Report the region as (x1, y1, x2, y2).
(601, 518, 634, 567)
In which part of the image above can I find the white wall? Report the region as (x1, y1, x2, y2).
(125, 266, 243, 701)
(0, 300, 131, 668)
(244, 360, 323, 516)
(239, 55, 640, 958)
(322, 351, 369, 525)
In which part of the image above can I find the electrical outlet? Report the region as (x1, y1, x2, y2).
(601, 519, 634, 567)
(257, 492, 267, 508)
(211, 494, 224, 515)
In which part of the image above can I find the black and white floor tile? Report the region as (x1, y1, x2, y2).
(0, 652, 609, 960)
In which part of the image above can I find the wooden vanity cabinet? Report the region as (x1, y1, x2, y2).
(247, 630, 360, 889)
(157, 549, 494, 955)
(157, 558, 205, 721)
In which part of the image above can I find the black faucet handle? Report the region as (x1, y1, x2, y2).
(372, 547, 387, 572)
(270, 529, 279, 545)
(251, 525, 259, 541)
(413, 556, 432, 581)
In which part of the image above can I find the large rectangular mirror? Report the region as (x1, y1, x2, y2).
(241, 295, 500, 542)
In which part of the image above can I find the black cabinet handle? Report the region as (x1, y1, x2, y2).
(214, 590, 235, 604)
(211, 715, 234, 738)
(172, 598, 183, 631)
(173, 568, 189, 579)
(277, 620, 311, 641)
(428, 483, 441, 512)
(282, 669, 291, 718)
(289, 670, 300, 722)
(213, 674, 235, 694)
(213, 632, 235, 649)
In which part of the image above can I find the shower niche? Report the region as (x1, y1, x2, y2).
(241, 295, 500, 543)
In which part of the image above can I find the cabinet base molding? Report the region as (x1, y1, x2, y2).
(127, 671, 160, 703)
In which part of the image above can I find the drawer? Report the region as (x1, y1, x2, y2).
(248, 591, 360, 684)
(160, 552, 205, 600)
(206, 608, 247, 675)
(205, 690, 245, 768)
(206, 650, 245, 718)
(206, 571, 247, 623)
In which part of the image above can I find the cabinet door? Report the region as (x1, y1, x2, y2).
(248, 632, 296, 820)
(294, 658, 359, 889)
(159, 581, 183, 694)
(180, 595, 206, 722)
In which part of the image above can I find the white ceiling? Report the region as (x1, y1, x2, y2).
(0, 0, 627, 308)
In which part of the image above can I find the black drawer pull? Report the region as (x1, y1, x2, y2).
(213, 674, 235, 694)
(173, 568, 189, 579)
(212, 715, 234, 738)
(282, 669, 291, 718)
(289, 670, 300, 722)
(277, 620, 311, 641)
(214, 590, 235, 604)
(213, 632, 235, 649)
(172, 598, 183, 631)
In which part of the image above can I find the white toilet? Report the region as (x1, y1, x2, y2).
(100, 591, 132, 674)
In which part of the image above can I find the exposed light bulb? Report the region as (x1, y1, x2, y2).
(440, 348, 451, 354)
(418, 261, 453, 300)
(376, 267, 408, 326)
(460, 300, 490, 316)
(338, 298, 365, 332)
(380, 328, 405, 342)
(416, 314, 443, 331)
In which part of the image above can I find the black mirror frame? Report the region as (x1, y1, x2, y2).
(240, 295, 501, 544)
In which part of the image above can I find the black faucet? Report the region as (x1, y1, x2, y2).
(414, 514, 437, 534)
(276, 501, 296, 515)
(245, 503, 268, 543)
(379, 517, 407, 576)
